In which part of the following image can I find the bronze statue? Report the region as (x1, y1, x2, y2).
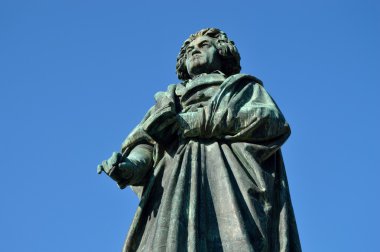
(98, 28, 301, 252)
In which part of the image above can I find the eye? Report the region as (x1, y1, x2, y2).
(186, 47, 194, 53)
(200, 42, 210, 48)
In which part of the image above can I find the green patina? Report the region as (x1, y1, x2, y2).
(98, 28, 301, 252)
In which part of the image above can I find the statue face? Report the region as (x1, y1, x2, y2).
(185, 36, 222, 78)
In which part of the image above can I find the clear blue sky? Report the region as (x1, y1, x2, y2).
(1, 0, 379, 251)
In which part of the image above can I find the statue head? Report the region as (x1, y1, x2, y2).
(176, 28, 241, 81)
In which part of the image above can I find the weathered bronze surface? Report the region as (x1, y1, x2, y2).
(98, 28, 301, 252)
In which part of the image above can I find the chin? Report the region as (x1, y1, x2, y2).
(190, 62, 207, 72)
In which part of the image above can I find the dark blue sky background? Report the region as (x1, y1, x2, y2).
(1, 0, 379, 251)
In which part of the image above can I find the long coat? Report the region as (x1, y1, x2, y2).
(118, 73, 301, 252)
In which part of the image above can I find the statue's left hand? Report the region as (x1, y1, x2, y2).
(97, 152, 138, 186)
(97, 152, 121, 175)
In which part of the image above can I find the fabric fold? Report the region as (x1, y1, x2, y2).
(121, 73, 301, 252)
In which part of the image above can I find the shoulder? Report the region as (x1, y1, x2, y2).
(227, 73, 263, 85)
(220, 73, 263, 91)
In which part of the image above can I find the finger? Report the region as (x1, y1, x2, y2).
(97, 164, 103, 174)
(102, 160, 110, 173)
(109, 152, 119, 166)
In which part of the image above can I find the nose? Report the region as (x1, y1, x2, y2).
(191, 48, 201, 56)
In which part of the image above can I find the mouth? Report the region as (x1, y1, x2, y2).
(191, 54, 202, 60)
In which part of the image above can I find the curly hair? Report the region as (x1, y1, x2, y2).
(176, 28, 241, 81)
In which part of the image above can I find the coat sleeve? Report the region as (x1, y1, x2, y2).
(115, 85, 178, 191)
(177, 75, 290, 161)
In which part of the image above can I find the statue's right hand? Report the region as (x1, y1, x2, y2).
(97, 152, 121, 175)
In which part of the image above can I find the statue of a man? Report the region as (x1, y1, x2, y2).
(98, 28, 301, 252)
